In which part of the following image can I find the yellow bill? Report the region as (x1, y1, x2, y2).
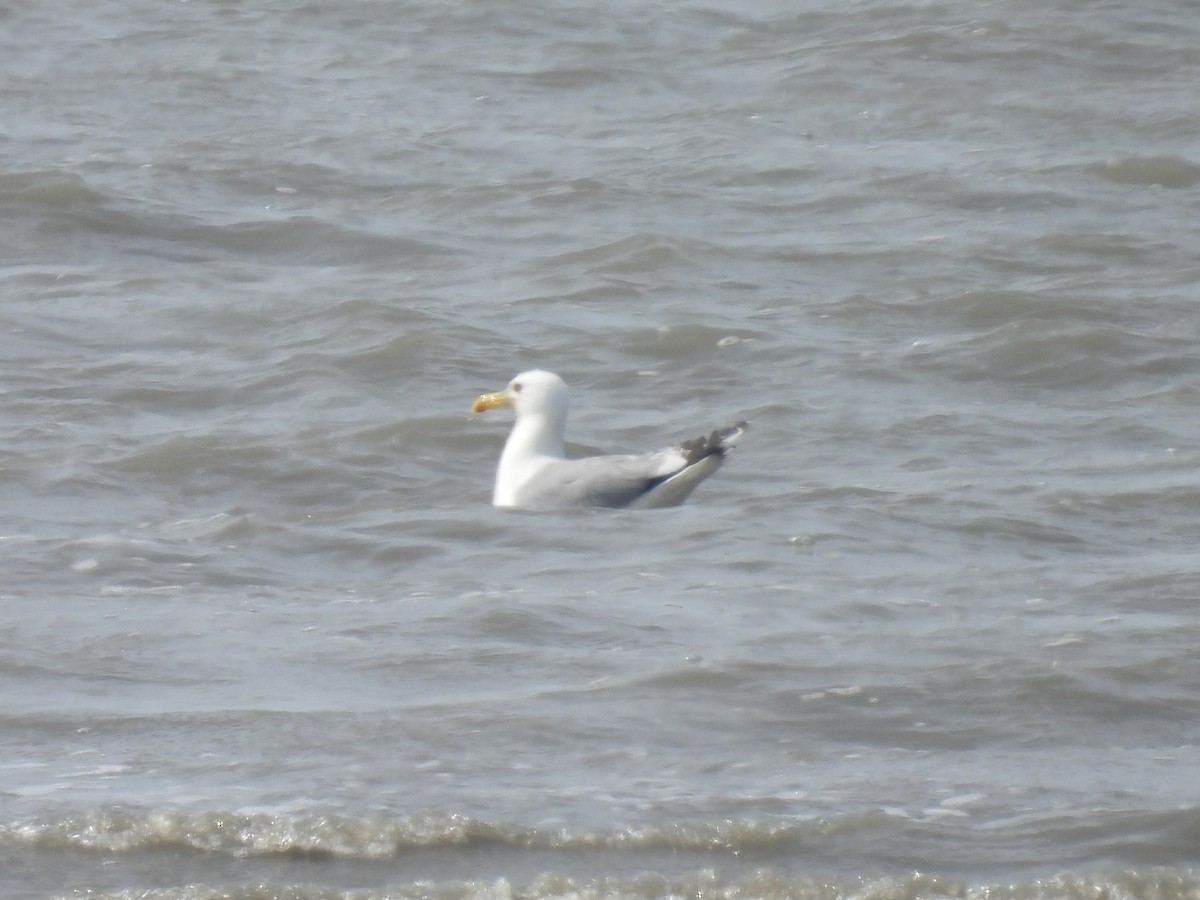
(472, 390, 510, 413)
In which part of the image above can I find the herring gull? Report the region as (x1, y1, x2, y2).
(471, 369, 747, 509)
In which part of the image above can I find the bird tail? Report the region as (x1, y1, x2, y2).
(678, 420, 748, 466)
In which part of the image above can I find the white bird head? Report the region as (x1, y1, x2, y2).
(472, 369, 569, 423)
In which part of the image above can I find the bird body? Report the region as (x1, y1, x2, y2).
(472, 370, 746, 510)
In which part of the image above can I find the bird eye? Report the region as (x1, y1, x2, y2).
(511, 382, 522, 393)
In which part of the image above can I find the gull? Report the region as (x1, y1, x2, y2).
(472, 369, 746, 509)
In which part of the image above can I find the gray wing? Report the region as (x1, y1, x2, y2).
(516, 452, 681, 509)
(515, 421, 748, 509)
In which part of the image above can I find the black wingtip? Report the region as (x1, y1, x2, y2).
(679, 421, 748, 466)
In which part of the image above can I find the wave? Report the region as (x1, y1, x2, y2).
(7, 805, 1200, 864)
(2, 809, 845, 859)
(1, 168, 459, 267)
(9, 870, 1198, 900)
(1088, 155, 1200, 189)
(4, 809, 1199, 900)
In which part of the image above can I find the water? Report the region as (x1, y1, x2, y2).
(3, 0, 1200, 897)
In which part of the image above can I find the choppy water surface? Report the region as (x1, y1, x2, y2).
(3, 0, 1200, 897)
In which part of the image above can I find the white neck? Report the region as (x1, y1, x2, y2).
(493, 411, 565, 506)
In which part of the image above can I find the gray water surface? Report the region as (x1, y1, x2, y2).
(2, 0, 1199, 897)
